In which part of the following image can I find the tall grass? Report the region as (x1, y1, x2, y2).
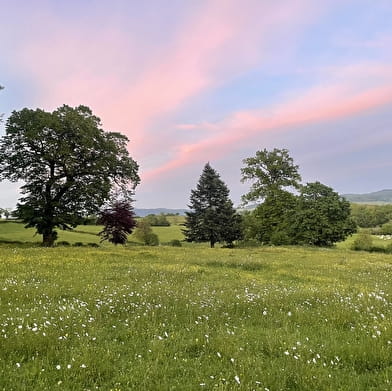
(0, 246, 391, 390)
(0, 221, 185, 246)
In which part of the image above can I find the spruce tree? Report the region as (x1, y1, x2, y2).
(184, 163, 242, 248)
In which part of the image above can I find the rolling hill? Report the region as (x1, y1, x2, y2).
(342, 189, 392, 203)
(134, 208, 188, 217)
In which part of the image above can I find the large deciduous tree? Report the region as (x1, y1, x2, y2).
(241, 148, 301, 204)
(288, 182, 357, 246)
(0, 105, 139, 246)
(241, 148, 301, 244)
(241, 148, 356, 246)
(243, 190, 297, 245)
(184, 163, 242, 248)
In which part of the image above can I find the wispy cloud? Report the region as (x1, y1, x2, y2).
(11, 0, 322, 152)
(143, 63, 392, 181)
(4, 0, 392, 207)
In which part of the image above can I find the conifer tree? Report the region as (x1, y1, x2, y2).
(184, 163, 242, 248)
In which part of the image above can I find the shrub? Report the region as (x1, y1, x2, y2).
(369, 246, 385, 253)
(270, 230, 291, 246)
(57, 241, 71, 247)
(134, 220, 159, 245)
(145, 233, 159, 246)
(73, 242, 84, 247)
(83, 216, 98, 225)
(169, 239, 182, 247)
(236, 239, 260, 248)
(380, 223, 392, 235)
(87, 243, 100, 248)
(351, 233, 373, 251)
(385, 242, 392, 254)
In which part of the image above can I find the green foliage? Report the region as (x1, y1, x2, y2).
(144, 232, 159, 246)
(56, 240, 71, 247)
(241, 148, 301, 203)
(379, 222, 392, 235)
(235, 238, 260, 247)
(351, 233, 373, 251)
(144, 214, 171, 226)
(350, 204, 392, 228)
(241, 149, 356, 247)
(184, 163, 243, 248)
(290, 182, 357, 246)
(385, 241, 392, 253)
(82, 215, 98, 225)
(350, 233, 392, 254)
(0, 105, 139, 247)
(134, 220, 160, 246)
(0, 208, 11, 220)
(168, 239, 182, 247)
(244, 191, 297, 244)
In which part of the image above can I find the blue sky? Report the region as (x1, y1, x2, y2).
(1, 0, 392, 209)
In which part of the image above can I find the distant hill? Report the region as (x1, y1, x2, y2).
(134, 208, 188, 217)
(342, 189, 392, 204)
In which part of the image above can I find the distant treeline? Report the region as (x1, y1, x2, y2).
(350, 204, 392, 230)
(143, 214, 171, 226)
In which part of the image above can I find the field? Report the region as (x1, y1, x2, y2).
(0, 221, 185, 246)
(0, 231, 392, 390)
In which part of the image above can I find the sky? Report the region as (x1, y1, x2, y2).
(1, 0, 392, 209)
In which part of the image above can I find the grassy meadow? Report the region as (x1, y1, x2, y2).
(0, 222, 391, 390)
(0, 220, 185, 246)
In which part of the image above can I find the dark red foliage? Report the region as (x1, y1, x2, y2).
(98, 200, 137, 244)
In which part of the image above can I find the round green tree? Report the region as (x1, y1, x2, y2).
(241, 148, 301, 204)
(290, 182, 357, 246)
(0, 105, 139, 246)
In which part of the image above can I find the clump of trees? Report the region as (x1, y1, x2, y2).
(184, 163, 243, 248)
(350, 204, 392, 228)
(0, 105, 139, 246)
(0, 100, 359, 251)
(241, 148, 356, 246)
(351, 232, 392, 254)
(144, 214, 170, 226)
(0, 208, 11, 220)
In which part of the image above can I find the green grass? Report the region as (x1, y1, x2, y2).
(0, 245, 391, 390)
(336, 232, 392, 251)
(0, 221, 185, 246)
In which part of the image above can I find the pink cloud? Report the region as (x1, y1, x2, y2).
(13, 0, 322, 153)
(143, 65, 392, 181)
(7, 0, 356, 190)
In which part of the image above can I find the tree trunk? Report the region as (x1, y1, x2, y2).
(210, 240, 215, 248)
(42, 230, 56, 247)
